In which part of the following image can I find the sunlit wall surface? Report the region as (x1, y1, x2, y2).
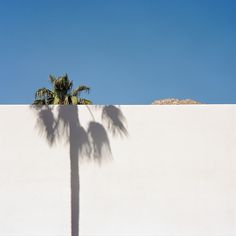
(0, 105, 235, 236)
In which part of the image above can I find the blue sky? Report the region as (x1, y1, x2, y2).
(0, 0, 235, 104)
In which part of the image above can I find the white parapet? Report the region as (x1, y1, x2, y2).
(0, 105, 236, 236)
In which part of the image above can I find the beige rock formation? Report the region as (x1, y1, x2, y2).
(152, 98, 202, 105)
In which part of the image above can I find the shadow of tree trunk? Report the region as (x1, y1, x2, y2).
(70, 145, 80, 236)
(57, 105, 91, 236)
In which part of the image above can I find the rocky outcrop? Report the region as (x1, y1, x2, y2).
(152, 98, 202, 105)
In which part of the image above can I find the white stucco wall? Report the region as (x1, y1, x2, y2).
(0, 105, 236, 236)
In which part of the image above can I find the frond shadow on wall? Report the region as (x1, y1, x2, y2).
(101, 105, 128, 138)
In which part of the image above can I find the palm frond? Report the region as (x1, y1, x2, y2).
(64, 96, 72, 105)
(35, 88, 53, 99)
(79, 98, 92, 105)
(54, 74, 73, 91)
(71, 96, 79, 105)
(72, 86, 90, 96)
(53, 96, 60, 105)
(49, 75, 56, 84)
(33, 99, 46, 105)
(34, 88, 54, 105)
(64, 74, 73, 91)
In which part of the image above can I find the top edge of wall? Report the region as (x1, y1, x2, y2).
(0, 103, 236, 107)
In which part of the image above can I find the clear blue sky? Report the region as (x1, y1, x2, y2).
(0, 0, 235, 104)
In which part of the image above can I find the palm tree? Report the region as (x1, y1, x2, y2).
(32, 77, 127, 236)
(33, 74, 92, 105)
(33, 74, 92, 236)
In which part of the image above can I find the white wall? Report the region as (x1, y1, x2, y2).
(0, 105, 236, 236)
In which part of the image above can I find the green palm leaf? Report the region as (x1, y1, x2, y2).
(79, 98, 92, 105)
(49, 75, 57, 84)
(72, 86, 90, 97)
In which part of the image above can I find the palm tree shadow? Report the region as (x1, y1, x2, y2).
(31, 105, 128, 236)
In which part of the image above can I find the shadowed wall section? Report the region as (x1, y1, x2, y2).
(0, 105, 236, 236)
